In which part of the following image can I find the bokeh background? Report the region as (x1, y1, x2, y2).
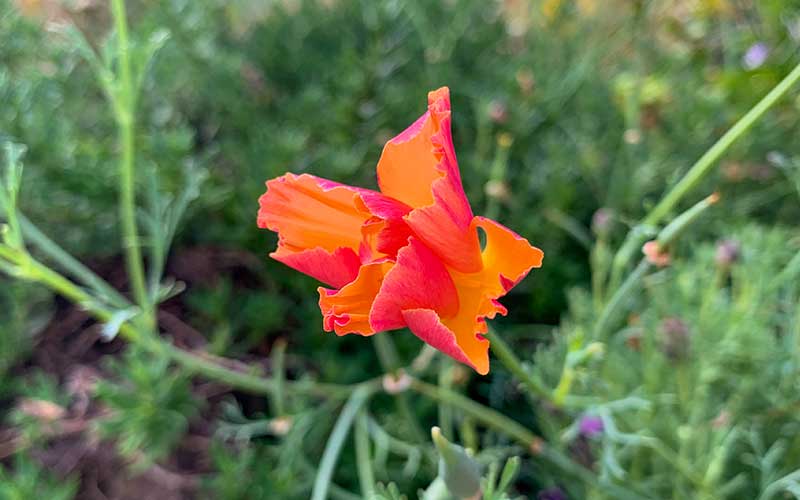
(2, 0, 800, 498)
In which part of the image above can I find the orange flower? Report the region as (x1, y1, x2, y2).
(257, 87, 543, 374)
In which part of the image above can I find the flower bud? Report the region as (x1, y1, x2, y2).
(591, 208, 613, 236)
(488, 100, 508, 124)
(715, 239, 740, 268)
(431, 427, 482, 499)
(578, 415, 604, 438)
(660, 317, 691, 361)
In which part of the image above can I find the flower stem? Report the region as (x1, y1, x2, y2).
(409, 378, 542, 451)
(486, 328, 552, 401)
(354, 410, 376, 499)
(109, 0, 152, 332)
(609, 61, 800, 289)
(312, 385, 377, 500)
(371, 335, 426, 442)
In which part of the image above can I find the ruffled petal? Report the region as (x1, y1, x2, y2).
(402, 308, 482, 373)
(377, 87, 481, 272)
(258, 173, 370, 253)
(370, 238, 459, 332)
(272, 245, 361, 289)
(439, 216, 544, 373)
(318, 261, 394, 336)
(258, 173, 414, 285)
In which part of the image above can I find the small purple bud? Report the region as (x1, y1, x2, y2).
(579, 415, 605, 437)
(715, 239, 740, 268)
(743, 42, 769, 70)
(538, 487, 568, 500)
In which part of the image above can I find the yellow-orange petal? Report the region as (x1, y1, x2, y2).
(440, 216, 544, 374)
(377, 87, 482, 272)
(258, 173, 369, 253)
(318, 261, 394, 336)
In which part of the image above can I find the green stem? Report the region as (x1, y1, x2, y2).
(354, 410, 376, 499)
(109, 0, 152, 332)
(312, 385, 377, 500)
(597, 193, 719, 339)
(609, 61, 800, 288)
(5, 249, 352, 399)
(270, 338, 288, 416)
(371, 335, 425, 442)
(19, 214, 128, 308)
(594, 260, 650, 339)
(409, 378, 542, 451)
(437, 358, 454, 440)
(486, 328, 552, 401)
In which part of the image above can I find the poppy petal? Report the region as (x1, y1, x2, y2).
(401, 308, 483, 373)
(272, 245, 361, 289)
(370, 237, 459, 332)
(258, 173, 370, 253)
(438, 217, 544, 373)
(318, 261, 394, 336)
(378, 87, 482, 272)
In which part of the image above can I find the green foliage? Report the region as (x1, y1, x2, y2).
(528, 224, 800, 498)
(94, 347, 199, 465)
(0, 455, 77, 500)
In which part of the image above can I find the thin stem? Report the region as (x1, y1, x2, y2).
(486, 328, 552, 401)
(354, 410, 376, 499)
(312, 385, 376, 500)
(609, 61, 800, 288)
(6, 250, 353, 399)
(19, 214, 128, 308)
(270, 338, 288, 416)
(371, 335, 425, 443)
(437, 358, 454, 440)
(409, 378, 542, 451)
(109, 0, 152, 332)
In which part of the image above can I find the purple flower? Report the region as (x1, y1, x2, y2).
(538, 487, 567, 500)
(743, 43, 769, 70)
(579, 415, 604, 437)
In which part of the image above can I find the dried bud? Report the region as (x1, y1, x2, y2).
(715, 239, 740, 268)
(431, 427, 482, 499)
(623, 128, 642, 145)
(516, 69, 536, 95)
(484, 179, 510, 202)
(269, 416, 293, 436)
(382, 370, 411, 394)
(591, 208, 614, 236)
(643, 241, 671, 267)
(660, 317, 691, 361)
(488, 100, 508, 124)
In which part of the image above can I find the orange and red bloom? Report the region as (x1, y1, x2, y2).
(257, 87, 543, 374)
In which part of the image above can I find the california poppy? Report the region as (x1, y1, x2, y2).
(257, 87, 543, 374)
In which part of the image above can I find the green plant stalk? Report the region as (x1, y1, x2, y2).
(596, 192, 719, 340)
(371, 335, 425, 443)
(437, 358, 454, 440)
(354, 410, 376, 499)
(19, 214, 128, 308)
(270, 338, 288, 416)
(485, 328, 552, 401)
(109, 0, 152, 333)
(409, 378, 542, 451)
(0, 247, 353, 399)
(312, 385, 376, 500)
(609, 61, 800, 289)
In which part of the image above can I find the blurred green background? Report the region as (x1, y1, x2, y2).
(1, 0, 800, 498)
